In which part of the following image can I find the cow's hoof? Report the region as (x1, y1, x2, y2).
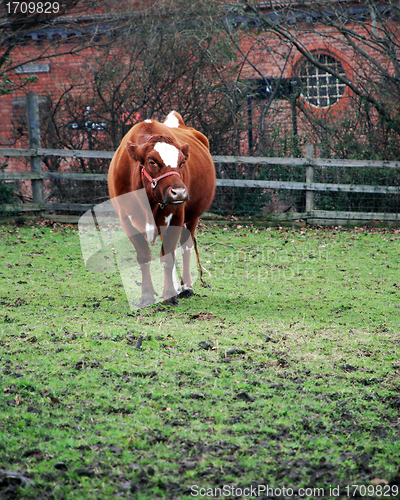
(137, 295, 155, 308)
(164, 295, 179, 306)
(178, 286, 194, 299)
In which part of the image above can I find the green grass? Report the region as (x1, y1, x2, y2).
(1, 221, 400, 499)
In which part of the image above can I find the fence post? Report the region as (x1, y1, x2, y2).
(26, 93, 43, 210)
(305, 143, 314, 213)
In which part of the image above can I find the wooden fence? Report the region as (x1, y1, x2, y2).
(1, 93, 400, 226)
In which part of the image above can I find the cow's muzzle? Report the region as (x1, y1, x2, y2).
(164, 185, 188, 205)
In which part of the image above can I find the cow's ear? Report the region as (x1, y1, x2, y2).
(181, 143, 190, 161)
(127, 141, 142, 163)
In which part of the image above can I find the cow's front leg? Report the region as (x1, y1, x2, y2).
(137, 258, 156, 307)
(160, 251, 179, 305)
(160, 224, 182, 305)
(121, 217, 155, 307)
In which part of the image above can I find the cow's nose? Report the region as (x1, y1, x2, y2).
(167, 186, 188, 202)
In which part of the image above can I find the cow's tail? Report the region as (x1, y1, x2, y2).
(193, 236, 210, 287)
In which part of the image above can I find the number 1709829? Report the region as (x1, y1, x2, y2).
(345, 484, 398, 497)
(5, 2, 60, 14)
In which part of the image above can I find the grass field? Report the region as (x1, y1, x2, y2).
(1, 220, 400, 500)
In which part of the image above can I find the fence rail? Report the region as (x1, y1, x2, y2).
(1, 145, 400, 225)
(0, 147, 115, 159)
(3, 147, 400, 168)
(1, 93, 399, 226)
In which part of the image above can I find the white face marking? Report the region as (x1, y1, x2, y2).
(164, 111, 179, 128)
(164, 214, 173, 227)
(154, 142, 180, 168)
(144, 119, 152, 123)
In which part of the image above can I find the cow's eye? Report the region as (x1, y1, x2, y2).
(148, 160, 157, 166)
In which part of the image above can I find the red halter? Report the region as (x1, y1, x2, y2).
(141, 166, 182, 209)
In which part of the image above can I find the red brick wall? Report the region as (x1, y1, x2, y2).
(0, 44, 97, 147)
(1, 9, 398, 157)
(235, 16, 400, 155)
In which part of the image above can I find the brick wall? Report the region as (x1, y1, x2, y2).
(0, 44, 97, 147)
(1, 6, 397, 157)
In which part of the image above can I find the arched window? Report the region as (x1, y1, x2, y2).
(298, 54, 347, 107)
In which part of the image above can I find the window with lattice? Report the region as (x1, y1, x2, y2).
(298, 54, 347, 107)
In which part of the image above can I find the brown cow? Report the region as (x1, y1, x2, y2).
(108, 111, 216, 306)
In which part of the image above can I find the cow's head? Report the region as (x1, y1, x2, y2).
(127, 135, 190, 206)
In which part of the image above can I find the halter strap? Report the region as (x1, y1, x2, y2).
(141, 167, 182, 209)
